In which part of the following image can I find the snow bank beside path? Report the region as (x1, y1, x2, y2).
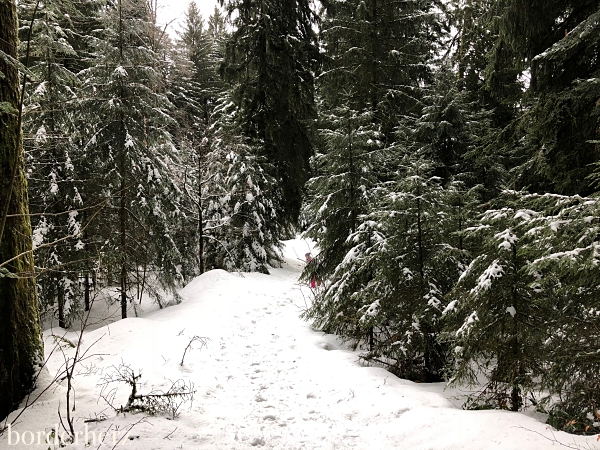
(2, 239, 596, 450)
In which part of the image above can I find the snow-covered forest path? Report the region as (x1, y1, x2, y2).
(3, 240, 597, 450)
(170, 241, 414, 449)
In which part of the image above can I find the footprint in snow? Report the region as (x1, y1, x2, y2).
(395, 407, 411, 416)
(318, 342, 334, 351)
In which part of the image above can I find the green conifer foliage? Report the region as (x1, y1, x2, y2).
(20, 0, 89, 327)
(305, 0, 447, 282)
(357, 157, 460, 381)
(520, 6, 600, 195)
(302, 102, 380, 285)
(320, 0, 443, 136)
(445, 192, 544, 411)
(80, 0, 183, 316)
(305, 156, 461, 381)
(178, 1, 205, 66)
(202, 99, 282, 273)
(408, 66, 498, 194)
(485, 0, 600, 195)
(303, 0, 455, 382)
(522, 193, 600, 434)
(169, 4, 233, 276)
(219, 0, 319, 225)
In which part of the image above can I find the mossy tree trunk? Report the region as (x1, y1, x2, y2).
(0, 0, 44, 420)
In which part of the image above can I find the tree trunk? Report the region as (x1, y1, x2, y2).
(0, 0, 44, 420)
(347, 115, 356, 234)
(118, 0, 127, 320)
(415, 181, 430, 380)
(198, 139, 205, 274)
(57, 275, 66, 329)
(370, 0, 378, 113)
(84, 273, 90, 312)
(119, 161, 127, 319)
(458, 0, 473, 80)
(509, 244, 522, 411)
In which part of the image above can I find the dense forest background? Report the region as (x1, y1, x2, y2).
(10, 0, 600, 435)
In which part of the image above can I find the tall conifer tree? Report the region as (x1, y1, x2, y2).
(19, 0, 89, 327)
(80, 0, 183, 317)
(486, 0, 600, 195)
(219, 0, 319, 226)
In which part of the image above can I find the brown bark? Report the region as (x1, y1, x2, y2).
(84, 272, 90, 312)
(118, 0, 128, 319)
(0, 0, 44, 419)
(370, 0, 378, 112)
(458, 0, 473, 80)
(120, 165, 127, 319)
(198, 138, 205, 274)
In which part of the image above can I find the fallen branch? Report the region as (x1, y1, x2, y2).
(99, 363, 195, 419)
(181, 336, 210, 366)
(515, 425, 599, 450)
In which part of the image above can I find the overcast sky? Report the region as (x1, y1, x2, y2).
(157, 0, 220, 37)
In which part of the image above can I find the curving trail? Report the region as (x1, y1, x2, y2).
(3, 240, 596, 450)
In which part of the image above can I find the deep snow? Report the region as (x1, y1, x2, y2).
(2, 239, 598, 449)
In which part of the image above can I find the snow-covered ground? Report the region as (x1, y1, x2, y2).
(2, 239, 598, 449)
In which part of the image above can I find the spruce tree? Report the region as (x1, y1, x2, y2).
(303, 0, 455, 381)
(521, 5, 600, 195)
(202, 98, 282, 273)
(485, 0, 600, 195)
(522, 192, 600, 434)
(302, 100, 380, 286)
(219, 0, 319, 226)
(168, 4, 229, 276)
(80, 0, 183, 316)
(305, 0, 446, 280)
(319, 0, 443, 135)
(178, 1, 204, 65)
(444, 191, 544, 411)
(408, 65, 497, 193)
(206, 6, 226, 45)
(19, 0, 89, 327)
(360, 156, 460, 381)
(305, 155, 461, 381)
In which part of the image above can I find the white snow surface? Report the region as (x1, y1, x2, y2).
(2, 239, 598, 449)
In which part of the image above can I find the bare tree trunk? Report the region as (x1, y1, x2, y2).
(198, 142, 205, 274)
(0, 0, 44, 420)
(120, 152, 127, 319)
(118, 0, 128, 319)
(370, 0, 378, 113)
(458, 0, 473, 80)
(57, 275, 66, 328)
(84, 273, 90, 312)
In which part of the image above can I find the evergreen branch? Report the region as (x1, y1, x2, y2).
(0, 195, 109, 271)
(6, 196, 114, 218)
